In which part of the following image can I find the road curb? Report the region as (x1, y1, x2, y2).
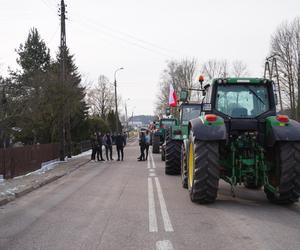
(0, 159, 90, 207)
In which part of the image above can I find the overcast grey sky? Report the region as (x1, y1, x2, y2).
(0, 0, 299, 116)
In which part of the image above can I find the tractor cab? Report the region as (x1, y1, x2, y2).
(201, 78, 277, 137)
(180, 104, 202, 125)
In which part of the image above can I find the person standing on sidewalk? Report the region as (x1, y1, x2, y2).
(145, 130, 150, 160)
(90, 132, 97, 161)
(96, 132, 105, 161)
(115, 132, 126, 161)
(138, 132, 146, 161)
(103, 132, 113, 161)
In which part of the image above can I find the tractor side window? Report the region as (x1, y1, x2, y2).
(181, 106, 202, 124)
(216, 85, 269, 118)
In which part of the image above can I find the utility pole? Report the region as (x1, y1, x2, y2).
(114, 67, 124, 133)
(59, 0, 67, 161)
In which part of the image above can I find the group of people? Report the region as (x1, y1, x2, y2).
(138, 130, 150, 161)
(90, 132, 127, 162)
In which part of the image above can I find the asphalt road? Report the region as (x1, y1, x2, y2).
(0, 139, 300, 250)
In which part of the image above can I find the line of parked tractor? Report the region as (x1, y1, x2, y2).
(149, 76, 300, 205)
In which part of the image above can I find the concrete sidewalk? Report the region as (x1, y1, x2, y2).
(0, 153, 91, 206)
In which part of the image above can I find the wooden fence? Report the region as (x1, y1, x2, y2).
(0, 144, 59, 179)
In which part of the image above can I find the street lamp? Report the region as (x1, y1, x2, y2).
(114, 67, 124, 133)
(125, 98, 130, 132)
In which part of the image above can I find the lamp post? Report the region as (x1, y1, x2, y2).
(114, 67, 124, 133)
(125, 98, 130, 132)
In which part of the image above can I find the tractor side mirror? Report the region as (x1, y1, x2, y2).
(165, 107, 171, 116)
(202, 84, 210, 96)
(180, 90, 188, 102)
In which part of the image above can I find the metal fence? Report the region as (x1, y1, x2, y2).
(0, 144, 59, 179)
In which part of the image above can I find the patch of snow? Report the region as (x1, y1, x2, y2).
(72, 149, 92, 159)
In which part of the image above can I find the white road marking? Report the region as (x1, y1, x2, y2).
(149, 173, 156, 177)
(156, 240, 174, 250)
(148, 177, 158, 232)
(154, 177, 174, 232)
(147, 156, 151, 169)
(149, 169, 155, 172)
(150, 152, 156, 168)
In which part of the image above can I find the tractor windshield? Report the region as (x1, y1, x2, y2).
(160, 119, 177, 128)
(216, 84, 269, 118)
(181, 105, 202, 124)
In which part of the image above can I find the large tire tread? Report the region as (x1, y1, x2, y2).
(265, 142, 300, 204)
(190, 141, 220, 204)
(165, 139, 182, 175)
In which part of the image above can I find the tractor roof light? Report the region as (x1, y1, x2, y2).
(276, 115, 289, 123)
(199, 75, 204, 83)
(205, 114, 217, 122)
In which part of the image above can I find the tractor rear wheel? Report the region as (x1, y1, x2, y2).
(181, 143, 188, 189)
(152, 134, 160, 154)
(188, 138, 220, 203)
(165, 138, 182, 175)
(265, 142, 300, 204)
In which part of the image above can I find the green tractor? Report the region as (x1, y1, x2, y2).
(163, 91, 202, 175)
(184, 77, 300, 204)
(152, 117, 178, 154)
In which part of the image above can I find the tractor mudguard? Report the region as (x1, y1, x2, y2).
(266, 118, 300, 146)
(189, 117, 227, 141)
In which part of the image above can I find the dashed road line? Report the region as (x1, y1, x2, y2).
(154, 177, 174, 232)
(147, 156, 151, 169)
(148, 177, 158, 232)
(156, 240, 174, 250)
(150, 152, 156, 168)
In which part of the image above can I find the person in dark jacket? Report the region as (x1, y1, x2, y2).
(138, 132, 146, 161)
(115, 133, 126, 161)
(103, 132, 113, 161)
(96, 132, 105, 161)
(90, 132, 97, 161)
(145, 130, 150, 160)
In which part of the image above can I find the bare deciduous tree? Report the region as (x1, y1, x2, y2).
(270, 17, 300, 119)
(87, 75, 114, 118)
(155, 58, 197, 116)
(231, 60, 249, 77)
(201, 59, 229, 80)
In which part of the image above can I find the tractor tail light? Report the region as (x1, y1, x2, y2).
(276, 115, 289, 123)
(205, 114, 217, 122)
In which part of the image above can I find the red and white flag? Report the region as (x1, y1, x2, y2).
(168, 83, 177, 107)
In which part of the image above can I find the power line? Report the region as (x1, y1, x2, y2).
(72, 13, 181, 56)
(70, 17, 175, 59)
(40, 0, 57, 14)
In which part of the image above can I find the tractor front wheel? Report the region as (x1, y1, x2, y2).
(188, 137, 220, 203)
(165, 139, 182, 175)
(265, 142, 300, 204)
(181, 144, 188, 189)
(152, 134, 160, 154)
